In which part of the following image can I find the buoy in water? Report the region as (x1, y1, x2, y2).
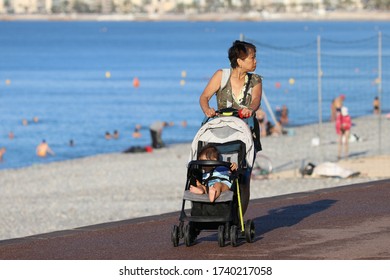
(180, 79, 186, 86)
(181, 70, 187, 78)
(133, 77, 140, 88)
(275, 82, 281, 89)
(289, 78, 295, 85)
(105, 71, 111, 78)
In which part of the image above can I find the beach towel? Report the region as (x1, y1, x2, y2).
(312, 162, 360, 179)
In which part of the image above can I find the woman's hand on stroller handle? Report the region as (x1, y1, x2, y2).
(204, 108, 252, 121)
(238, 107, 253, 118)
(204, 107, 216, 118)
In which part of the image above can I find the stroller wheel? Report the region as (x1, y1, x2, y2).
(245, 220, 255, 243)
(171, 225, 179, 247)
(230, 225, 238, 247)
(184, 224, 193, 247)
(218, 225, 225, 247)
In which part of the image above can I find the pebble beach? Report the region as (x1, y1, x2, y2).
(0, 114, 389, 241)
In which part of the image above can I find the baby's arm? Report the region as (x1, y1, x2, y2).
(230, 162, 238, 171)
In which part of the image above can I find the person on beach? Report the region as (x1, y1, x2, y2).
(36, 140, 55, 157)
(331, 94, 345, 122)
(256, 108, 268, 137)
(199, 40, 262, 150)
(279, 105, 289, 125)
(373, 96, 380, 115)
(149, 121, 173, 149)
(0, 147, 6, 162)
(335, 106, 352, 160)
(190, 144, 238, 203)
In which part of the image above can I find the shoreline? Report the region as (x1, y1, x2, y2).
(1, 11, 389, 22)
(0, 113, 383, 172)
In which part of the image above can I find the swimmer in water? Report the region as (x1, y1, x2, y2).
(36, 140, 55, 157)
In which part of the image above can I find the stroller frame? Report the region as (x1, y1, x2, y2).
(171, 139, 255, 247)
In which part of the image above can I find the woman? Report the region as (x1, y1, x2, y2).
(331, 94, 345, 122)
(199, 40, 263, 149)
(335, 106, 352, 159)
(200, 40, 262, 118)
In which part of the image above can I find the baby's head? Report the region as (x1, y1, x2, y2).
(198, 144, 219, 161)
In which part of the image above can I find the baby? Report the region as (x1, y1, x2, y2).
(190, 144, 237, 202)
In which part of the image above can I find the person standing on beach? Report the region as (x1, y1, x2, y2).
(149, 121, 173, 149)
(279, 105, 289, 125)
(335, 106, 352, 160)
(36, 140, 55, 157)
(199, 40, 262, 149)
(373, 96, 380, 115)
(255, 108, 268, 137)
(331, 94, 345, 122)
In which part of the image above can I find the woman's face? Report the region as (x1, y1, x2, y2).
(239, 48, 257, 72)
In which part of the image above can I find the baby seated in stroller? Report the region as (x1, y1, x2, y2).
(190, 144, 238, 203)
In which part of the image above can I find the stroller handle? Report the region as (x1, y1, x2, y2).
(202, 108, 242, 125)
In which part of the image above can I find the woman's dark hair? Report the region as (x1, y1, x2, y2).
(228, 40, 256, 68)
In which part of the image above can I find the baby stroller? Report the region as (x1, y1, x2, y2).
(171, 109, 256, 247)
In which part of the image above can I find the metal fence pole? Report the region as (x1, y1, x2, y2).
(317, 35, 323, 160)
(378, 31, 382, 154)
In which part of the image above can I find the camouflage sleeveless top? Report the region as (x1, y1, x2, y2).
(216, 68, 262, 110)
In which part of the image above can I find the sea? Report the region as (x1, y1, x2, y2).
(1, 20, 389, 170)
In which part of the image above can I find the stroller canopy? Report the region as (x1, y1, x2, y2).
(190, 116, 255, 168)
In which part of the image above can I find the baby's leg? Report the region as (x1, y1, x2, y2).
(209, 182, 228, 202)
(208, 187, 218, 202)
(209, 182, 231, 202)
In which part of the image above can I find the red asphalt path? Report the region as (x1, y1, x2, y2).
(0, 179, 389, 260)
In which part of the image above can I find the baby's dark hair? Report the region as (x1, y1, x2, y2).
(228, 40, 256, 68)
(198, 144, 220, 160)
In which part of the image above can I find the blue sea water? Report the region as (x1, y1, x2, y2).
(0, 21, 389, 170)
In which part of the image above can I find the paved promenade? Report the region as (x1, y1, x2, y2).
(1, 179, 389, 260)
